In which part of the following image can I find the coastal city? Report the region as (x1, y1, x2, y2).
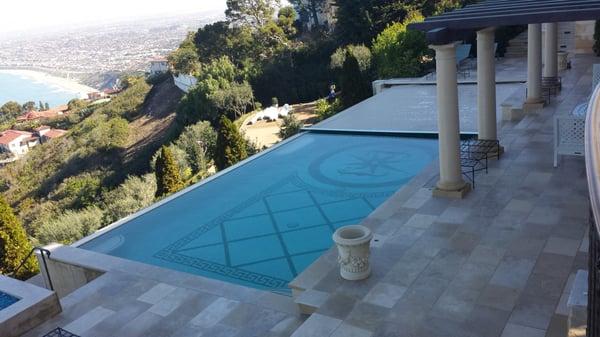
(0, 11, 223, 87)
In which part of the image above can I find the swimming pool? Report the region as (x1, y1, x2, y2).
(0, 291, 19, 310)
(80, 132, 438, 294)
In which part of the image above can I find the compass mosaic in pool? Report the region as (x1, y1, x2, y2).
(81, 132, 438, 294)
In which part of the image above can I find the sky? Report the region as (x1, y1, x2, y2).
(0, 0, 228, 33)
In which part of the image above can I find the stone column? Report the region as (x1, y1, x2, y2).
(430, 43, 470, 198)
(477, 27, 497, 141)
(526, 23, 544, 106)
(543, 22, 558, 79)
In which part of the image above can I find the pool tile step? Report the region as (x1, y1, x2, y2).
(294, 289, 330, 315)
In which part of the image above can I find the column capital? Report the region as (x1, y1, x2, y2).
(429, 42, 459, 52)
(476, 27, 496, 35)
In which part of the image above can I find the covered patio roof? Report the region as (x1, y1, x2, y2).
(409, 0, 600, 44)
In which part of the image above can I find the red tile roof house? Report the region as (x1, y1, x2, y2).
(16, 105, 69, 122)
(34, 125, 67, 143)
(0, 130, 39, 156)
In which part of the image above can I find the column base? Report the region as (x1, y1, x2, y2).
(432, 182, 471, 199)
(523, 100, 545, 113)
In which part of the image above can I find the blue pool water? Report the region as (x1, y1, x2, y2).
(0, 291, 19, 310)
(81, 133, 438, 294)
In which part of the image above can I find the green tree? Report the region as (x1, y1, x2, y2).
(330, 44, 372, 72)
(371, 12, 431, 78)
(44, 102, 50, 111)
(277, 6, 298, 37)
(210, 81, 255, 119)
(315, 98, 342, 120)
(168, 46, 200, 75)
(333, 0, 375, 45)
(340, 51, 371, 108)
(0, 196, 37, 279)
(38, 101, 44, 111)
(22, 101, 36, 112)
(226, 0, 281, 28)
(0, 101, 22, 116)
(290, 0, 326, 28)
(215, 116, 248, 170)
(155, 146, 184, 197)
(174, 121, 217, 174)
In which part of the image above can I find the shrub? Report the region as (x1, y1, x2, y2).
(102, 174, 156, 224)
(315, 98, 342, 121)
(0, 197, 37, 279)
(279, 114, 303, 139)
(51, 172, 102, 209)
(35, 207, 104, 245)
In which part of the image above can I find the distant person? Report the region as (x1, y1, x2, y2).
(327, 84, 336, 103)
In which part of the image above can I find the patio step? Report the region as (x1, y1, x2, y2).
(505, 31, 528, 57)
(293, 289, 330, 315)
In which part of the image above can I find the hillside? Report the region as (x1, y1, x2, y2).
(121, 76, 183, 175)
(0, 75, 185, 244)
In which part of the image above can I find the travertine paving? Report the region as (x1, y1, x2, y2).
(22, 55, 597, 337)
(289, 55, 596, 337)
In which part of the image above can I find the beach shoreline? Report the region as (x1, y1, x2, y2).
(0, 69, 97, 99)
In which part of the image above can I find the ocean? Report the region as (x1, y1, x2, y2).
(0, 70, 90, 108)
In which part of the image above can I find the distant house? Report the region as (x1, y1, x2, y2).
(35, 125, 67, 143)
(87, 91, 106, 101)
(17, 105, 69, 121)
(0, 130, 38, 156)
(150, 57, 169, 75)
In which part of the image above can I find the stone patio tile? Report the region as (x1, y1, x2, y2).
(331, 323, 373, 337)
(388, 226, 426, 248)
(404, 213, 438, 229)
(533, 253, 574, 279)
(500, 323, 546, 337)
(424, 221, 460, 239)
(477, 284, 521, 311)
(504, 199, 533, 213)
(543, 237, 581, 257)
(508, 295, 557, 330)
(504, 237, 545, 260)
(362, 283, 407, 309)
(317, 292, 357, 320)
(63, 306, 115, 336)
(431, 285, 480, 322)
(269, 317, 305, 336)
(526, 207, 561, 226)
(85, 301, 152, 337)
(137, 283, 177, 304)
(345, 301, 390, 332)
(202, 323, 240, 337)
(383, 255, 431, 287)
(418, 197, 451, 216)
(223, 304, 289, 334)
(189, 297, 240, 329)
(468, 245, 505, 266)
(416, 315, 477, 337)
(420, 249, 467, 281)
(400, 275, 448, 309)
(148, 287, 196, 317)
(114, 311, 163, 337)
(450, 262, 496, 291)
(463, 305, 511, 337)
(438, 206, 470, 224)
(290, 314, 342, 337)
(522, 172, 553, 188)
(489, 256, 535, 289)
(447, 231, 480, 254)
(402, 188, 432, 209)
(522, 272, 567, 301)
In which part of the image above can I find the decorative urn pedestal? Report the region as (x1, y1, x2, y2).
(332, 225, 373, 281)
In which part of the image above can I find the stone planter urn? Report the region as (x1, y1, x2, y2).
(332, 225, 373, 281)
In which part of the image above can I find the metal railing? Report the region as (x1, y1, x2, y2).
(9, 246, 53, 291)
